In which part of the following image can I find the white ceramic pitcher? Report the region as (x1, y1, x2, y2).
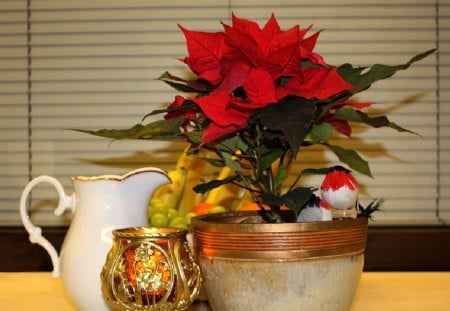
(19, 167, 170, 310)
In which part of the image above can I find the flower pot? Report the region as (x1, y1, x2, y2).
(191, 211, 368, 311)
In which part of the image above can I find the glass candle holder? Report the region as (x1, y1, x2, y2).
(101, 227, 202, 311)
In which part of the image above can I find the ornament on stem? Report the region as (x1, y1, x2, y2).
(297, 195, 333, 222)
(321, 166, 358, 219)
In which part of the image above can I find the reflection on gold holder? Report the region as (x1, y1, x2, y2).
(101, 227, 202, 311)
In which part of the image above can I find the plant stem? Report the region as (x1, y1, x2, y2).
(254, 123, 264, 191)
(237, 171, 266, 211)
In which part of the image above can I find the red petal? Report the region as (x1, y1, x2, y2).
(242, 69, 277, 107)
(222, 23, 266, 68)
(179, 24, 224, 84)
(299, 25, 313, 41)
(261, 13, 282, 38)
(325, 116, 352, 137)
(231, 13, 264, 43)
(167, 95, 184, 109)
(267, 40, 301, 79)
(201, 122, 241, 145)
(276, 67, 355, 100)
(309, 52, 327, 67)
(300, 29, 323, 59)
(217, 60, 251, 93)
(165, 95, 196, 121)
(339, 101, 373, 109)
(297, 27, 328, 67)
(193, 91, 249, 127)
(269, 25, 300, 52)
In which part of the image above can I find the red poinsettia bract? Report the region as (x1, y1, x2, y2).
(171, 13, 355, 144)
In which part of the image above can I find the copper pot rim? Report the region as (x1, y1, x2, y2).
(192, 212, 368, 259)
(191, 211, 368, 233)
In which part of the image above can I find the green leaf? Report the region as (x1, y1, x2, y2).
(338, 49, 436, 94)
(158, 71, 181, 81)
(327, 144, 372, 177)
(262, 130, 284, 141)
(143, 99, 198, 121)
(214, 135, 249, 154)
(282, 187, 315, 215)
(72, 117, 186, 141)
(273, 164, 287, 189)
(335, 107, 418, 135)
(255, 97, 317, 152)
(334, 106, 363, 121)
(184, 130, 204, 145)
(158, 71, 210, 93)
(260, 148, 284, 171)
(260, 193, 285, 208)
(161, 79, 202, 93)
(201, 157, 225, 167)
(220, 151, 243, 172)
(307, 122, 335, 144)
(193, 175, 238, 194)
(300, 167, 330, 175)
(261, 187, 314, 216)
(316, 100, 342, 119)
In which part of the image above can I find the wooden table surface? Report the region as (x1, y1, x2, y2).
(0, 272, 449, 310)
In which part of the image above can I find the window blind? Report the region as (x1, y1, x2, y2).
(0, 0, 448, 226)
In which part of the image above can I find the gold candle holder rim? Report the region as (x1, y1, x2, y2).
(112, 226, 188, 239)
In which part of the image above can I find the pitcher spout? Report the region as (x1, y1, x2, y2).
(122, 167, 171, 202)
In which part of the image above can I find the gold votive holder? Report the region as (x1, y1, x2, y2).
(101, 227, 202, 311)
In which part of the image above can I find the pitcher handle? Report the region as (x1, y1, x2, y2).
(19, 175, 76, 278)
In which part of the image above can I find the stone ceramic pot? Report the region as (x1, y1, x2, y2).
(191, 211, 368, 311)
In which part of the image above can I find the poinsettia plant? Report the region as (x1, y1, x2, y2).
(78, 13, 434, 223)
